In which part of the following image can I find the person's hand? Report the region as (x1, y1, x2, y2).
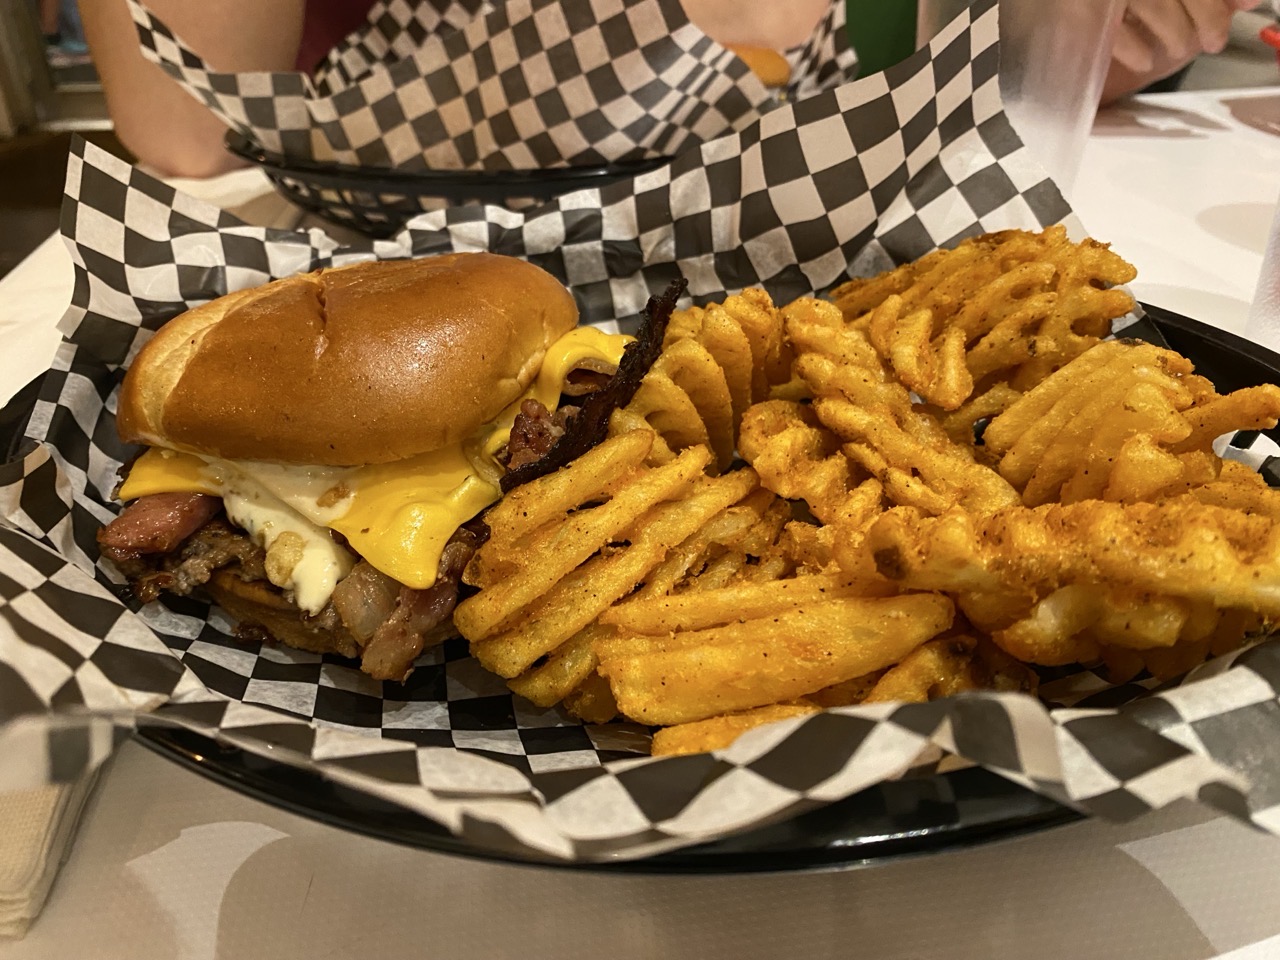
(1102, 0, 1263, 103)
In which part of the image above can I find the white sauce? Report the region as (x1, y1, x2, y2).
(222, 459, 357, 525)
(206, 463, 355, 615)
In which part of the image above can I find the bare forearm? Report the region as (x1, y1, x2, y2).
(80, 0, 305, 178)
(680, 0, 832, 49)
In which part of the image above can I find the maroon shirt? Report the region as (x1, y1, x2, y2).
(296, 0, 379, 73)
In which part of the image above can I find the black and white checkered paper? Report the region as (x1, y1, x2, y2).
(4, 0, 1280, 861)
(128, 0, 858, 172)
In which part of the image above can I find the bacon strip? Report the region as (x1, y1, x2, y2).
(500, 278, 685, 493)
(338, 526, 484, 682)
(97, 493, 222, 563)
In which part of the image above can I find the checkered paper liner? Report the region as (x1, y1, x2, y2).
(4, 0, 1280, 861)
(128, 0, 858, 173)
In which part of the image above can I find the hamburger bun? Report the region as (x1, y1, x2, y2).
(117, 253, 579, 466)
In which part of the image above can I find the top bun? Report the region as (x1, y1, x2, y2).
(117, 253, 579, 465)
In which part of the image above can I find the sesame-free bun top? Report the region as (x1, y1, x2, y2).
(117, 254, 579, 465)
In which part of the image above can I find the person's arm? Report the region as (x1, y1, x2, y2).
(1101, 0, 1261, 104)
(680, 0, 832, 50)
(79, 0, 305, 178)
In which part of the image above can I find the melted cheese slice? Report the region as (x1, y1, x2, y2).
(118, 326, 631, 609)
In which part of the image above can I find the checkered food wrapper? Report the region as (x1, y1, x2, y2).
(3, 0, 1280, 862)
(129, 0, 857, 172)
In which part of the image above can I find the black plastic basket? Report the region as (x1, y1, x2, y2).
(6, 303, 1277, 872)
(224, 130, 673, 239)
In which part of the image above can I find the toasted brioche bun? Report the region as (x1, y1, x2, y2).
(117, 253, 579, 466)
(207, 571, 360, 658)
(727, 45, 791, 88)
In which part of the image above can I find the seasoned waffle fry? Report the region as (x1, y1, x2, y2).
(738, 400, 871, 525)
(625, 371, 711, 453)
(598, 593, 955, 725)
(714, 289, 790, 398)
(863, 636, 1038, 703)
(787, 299, 921, 424)
(787, 295, 1019, 518)
(479, 429, 655, 565)
(984, 341, 1280, 506)
(506, 625, 604, 708)
(984, 342, 1193, 494)
(861, 499, 1280, 666)
(600, 573, 879, 634)
(862, 295, 973, 411)
(669, 303, 754, 424)
(452, 227, 1276, 756)
(633, 489, 780, 598)
(651, 703, 820, 757)
(832, 226, 1137, 402)
(468, 460, 754, 677)
(1173, 385, 1280, 454)
(459, 441, 709, 646)
(616, 291, 792, 471)
(814, 397, 1020, 515)
(653, 338, 737, 468)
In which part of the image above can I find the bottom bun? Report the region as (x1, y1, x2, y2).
(208, 570, 360, 659)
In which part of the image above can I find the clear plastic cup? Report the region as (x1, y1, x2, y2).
(917, 0, 1125, 200)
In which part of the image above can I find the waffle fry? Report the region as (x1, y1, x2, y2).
(738, 400, 879, 526)
(831, 226, 1138, 403)
(618, 291, 794, 470)
(453, 227, 1276, 755)
(597, 593, 954, 725)
(465, 448, 751, 678)
(985, 340, 1280, 506)
(861, 499, 1280, 666)
(651, 703, 821, 757)
(863, 635, 1038, 703)
(862, 295, 973, 410)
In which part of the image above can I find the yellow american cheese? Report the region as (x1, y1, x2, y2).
(117, 325, 631, 595)
(117, 447, 220, 498)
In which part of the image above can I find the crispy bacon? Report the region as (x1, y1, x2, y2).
(504, 399, 577, 471)
(333, 525, 484, 681)
(330, 561, 400, 643)
(500, 278, 685, 493)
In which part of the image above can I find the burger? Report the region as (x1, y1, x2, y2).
(96, 253, 631, 681)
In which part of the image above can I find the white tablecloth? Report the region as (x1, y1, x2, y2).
(2, 87, 1280, 960)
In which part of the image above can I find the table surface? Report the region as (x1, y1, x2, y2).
(3, 87, 1280, 960)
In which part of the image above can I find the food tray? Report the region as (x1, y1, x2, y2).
(223, 130, 672, 239)
(5, 302, 1275, 872)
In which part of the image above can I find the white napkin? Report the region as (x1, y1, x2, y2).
(0, 777, 97, 939)
(1245, 194, 1280, 353)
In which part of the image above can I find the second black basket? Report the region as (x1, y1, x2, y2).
(224, 130, 673, 239)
